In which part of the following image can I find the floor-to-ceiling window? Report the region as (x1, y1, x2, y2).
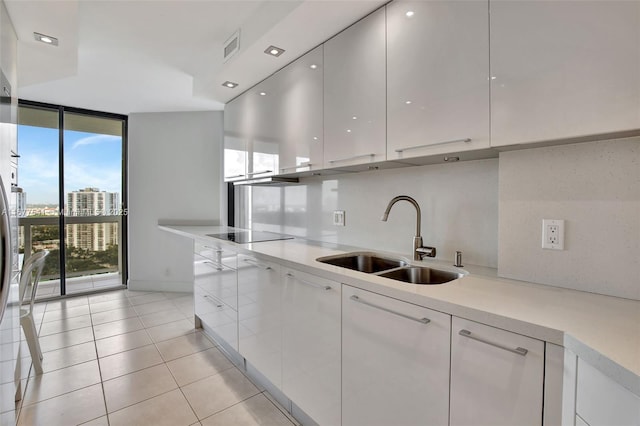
(17, 101, 127, 298)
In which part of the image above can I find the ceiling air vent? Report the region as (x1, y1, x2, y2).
(223, 30, 240, 63)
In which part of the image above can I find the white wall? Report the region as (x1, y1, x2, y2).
(243, 159, 499, 268)
(498, 139, 640, 300)
(128, 111, 223, 292)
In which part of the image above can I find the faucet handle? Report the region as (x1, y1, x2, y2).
(416, 246, 436, 259)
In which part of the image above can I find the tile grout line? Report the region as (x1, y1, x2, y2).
(89, 299, 111, 426)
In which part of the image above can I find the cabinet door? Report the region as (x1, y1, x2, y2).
(324, 7, 386, 168)
(237, 254, 282, 389)
(273, 45, 324, 175)
(450, 317, 545, 426)
(387, 0, 490, 159)
(223, 94, 249, 181)
(342, 285, 451, 426)
(576, 358, 640, 426)
(282, 268, 341, 426)
(194, 251, 238, 350)
(490, 1, 640, 146)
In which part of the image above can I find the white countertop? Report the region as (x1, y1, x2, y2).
(160, 224, 640, 396)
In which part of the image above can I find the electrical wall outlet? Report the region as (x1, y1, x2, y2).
(542, 219, 565, 250)
(333, 210, 345, 226)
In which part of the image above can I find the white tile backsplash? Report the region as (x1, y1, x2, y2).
(241, 159, 499, 268)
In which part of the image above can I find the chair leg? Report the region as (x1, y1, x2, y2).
(21, 315, 44, 375)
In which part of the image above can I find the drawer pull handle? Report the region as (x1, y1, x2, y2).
(203, 260, 223, 271)
(286, 273, 331, 290)
(203, 294, 224, 308)
(349, 295, 430, 324)
(243, 258, 272, 270)
(246, 170, 272, 176)
(459, 329, 528, 356)
(202, 246, 222, 252)
(225, 174, 245, 179)
(395, 138, 471, 153)
(328, 153, 376, 164)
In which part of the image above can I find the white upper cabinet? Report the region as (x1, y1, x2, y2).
(387, 0, 490, 159)
(490, 0, 640, 147)
(450, 317, 545, 426)
(324, 7, 386, 168)
(223, 94, 249, 181)
(273, 46, 324, 175)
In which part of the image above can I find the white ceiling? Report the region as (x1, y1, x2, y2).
(5, 0, 385, 115)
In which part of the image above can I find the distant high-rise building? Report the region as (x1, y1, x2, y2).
(65, 188, 119, 251)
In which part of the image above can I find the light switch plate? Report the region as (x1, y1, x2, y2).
(333, 210, 345, 226)
(542, 219, 565, 250)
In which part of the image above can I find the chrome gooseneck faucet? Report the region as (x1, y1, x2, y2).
(381, 195, 436, 261)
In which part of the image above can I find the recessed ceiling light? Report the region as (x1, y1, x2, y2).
(346, 129, 352, 133)
(310, 64, 318, 70)
(313, 136, 319, 140)
(259, 92, 267, 96)
(222, 81, 238, 88)
(352, 116, 357, 120)
(405, 10, 415, 17)
(34, 32, 58, 46)
(264, 45, 285, 57)
(405, 100, 412, 105)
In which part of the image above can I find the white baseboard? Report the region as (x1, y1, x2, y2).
(127, 279, 193, 293)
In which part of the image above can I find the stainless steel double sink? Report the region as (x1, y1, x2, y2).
(316, 252, 463, 285)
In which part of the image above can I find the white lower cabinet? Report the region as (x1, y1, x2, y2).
(237, 254, 282, 389)
(342, 285, 451, 426)
(282, 268, 341, 426)
(193, 249, 238, 351)
(450, 317, 545, 426)
(576, 358, 640, 426)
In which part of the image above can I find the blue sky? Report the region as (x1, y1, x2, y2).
(18, 125, 122, 205)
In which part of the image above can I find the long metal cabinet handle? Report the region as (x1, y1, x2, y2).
(243, 258, 272, 270)
(395, 138, 472, 153)
(203, 260, 224, 271)
(203, 294, 224, 308)
(225, 174, 245, 179)
(280, 163, 312, 172)
(286, 273, 331, 290)
(349, 295, 430, 324)
(328, 153, 376, 164)
(458, 329, 528, 356)
(246, 170, 272, 176)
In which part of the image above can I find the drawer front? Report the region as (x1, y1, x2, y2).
(576, 359, 640, 426)
(450, 317, 545, 426)
(194, 285, 238, 351)
(194, 241, 236, 269)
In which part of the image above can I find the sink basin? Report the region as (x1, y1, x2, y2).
(317, 252, 408, 273)
(378, 266, 463, 285)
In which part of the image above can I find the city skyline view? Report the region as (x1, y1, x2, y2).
(18, 124, 123, 206)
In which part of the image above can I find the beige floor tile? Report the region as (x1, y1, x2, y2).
(133, 299, 179, 316)
(39, 326, 95, 353)
(44, 297, 89, 312)
(93, 317, 144, 340)
(96, 329, 152, 358)
(103, 364, 178, 413)
(127, 292, 168, 306)
(91, 306, 138, 325)
(181, 368, 260, 420)
(38, 314, 93, 337)
(17, 384, 106, 426)
(155, 331, 214, 362)
(38, 341, 97, 373)
(108, 388, 198, 426)
(89, 298, 132, 314)
(139, 308, 187, 328)
(99, 344, 164, 381)
(41, 305, 91, 323)
(200, 394, 295, 426)
(146, 318, 195, 343)
(88, 291, 128, 304)
(166, 347, 234, 386)
(79, 415, 109, 425)
(23, 360, 102, 405)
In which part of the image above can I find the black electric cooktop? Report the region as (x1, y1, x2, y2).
(206, 231, 294, 244)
